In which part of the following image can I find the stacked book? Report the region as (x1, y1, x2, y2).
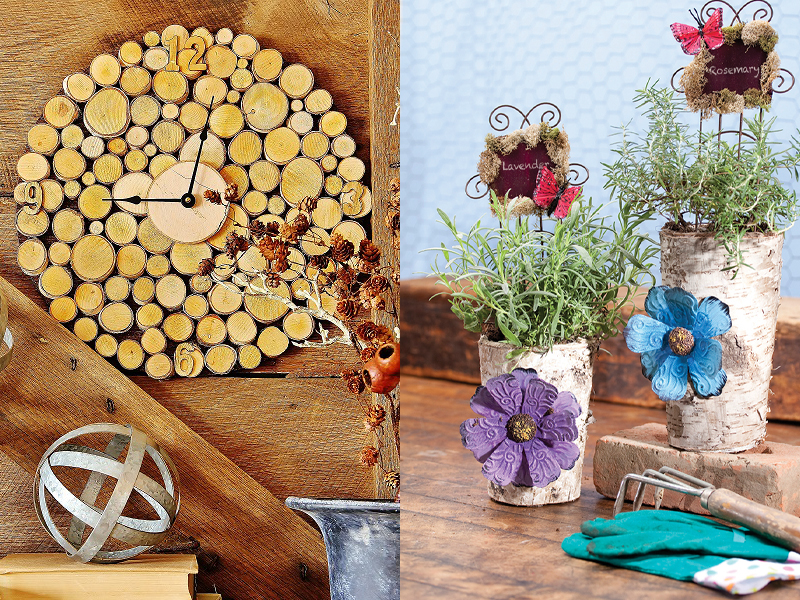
(0, 554, 221, 599)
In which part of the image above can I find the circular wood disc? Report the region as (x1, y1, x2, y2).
(105, 211, 138, 245)
(229, 130, 262, 165)
(163, 312, 194, 342)
(120, 66, 152, 97)
(179, 101, 209, 133)
(301, 132, 329, 160)
(61, 125, 84, 149)
(99, 302, 134, 334)
(238, 344, 261, 369)
(320, 154, 339, 173)
(117, 244, 147, 279)
(105, 275, 131, 302)
(232, 33, 259, 58)
(252, 49, 282, 82)
(256, 326, 289, 357)
(184, 294, 209, 319)
(131, 95, 161, 127)
(283, 311, 314, 341)
(209, 282, 243, 315)
(137, 218, 174, 255)
(152, 70, 189, 103)
(141, 327, 168, 354)
(16, 209, 49, 237)
(145, 353, 173, 379)
(52, 209, 84, 243)
(94, 154, 124, 185)
(242, 190, 268, 215)
(117, 339, 145, 370)
(39, 265, 73, 298)
(146, 254, 171, 277)
(143, 47, 169, 71)
(264, 127, 300, 164)
(320, 111, 347, 137)
(311, 197, 343, 229)
(279, 64, 314, 99)
(170, 241, 213, 276)
(71, 235, 116, 282)
(190, 273, 213, 294)
(242, 83, 288, 132)
(64, 73, 96, 103)
(196, 314, 227, 346)
(151, 120, 185, 153)
(95, 333, 119, 357)
(78, 184, 112, 220)
(249, 160, 280, 193)
(305, 89, 333, 114)
(226, 310, 257, 345)
(207, 45, 237, 79)
(193, 75, 228, 108)
(44, 96, 78, 128)
(300, 226, 331, 256)
(136, 303, 164, 329)
(28, 124, 59, 155)
(230, 68, 254, 92)
(119, 41, 143, 66)
(53, 148, 87, 181)
(90, 54, 122, 86)
(74, 282, 105, 315)
(325, 175, 344, 197)
(332, 134, 356, 158)
(17, 153, 50, 181)
(50, 296, 78, 323)
(149, 154, 178, 177)
(280, 157, 323, 206)
(155, 273, 187, 310)
(132, 276, 156, 304)
(84, 88, 130, 138)
(74, 317, 99, 342)
(288, 111, 314, 135)
(205, 344, 237, 374)
(49, 241, 72, 266)
(244, 280, 290, 323)
(179, 132, 226, 170)
(17, 238, 48, 275)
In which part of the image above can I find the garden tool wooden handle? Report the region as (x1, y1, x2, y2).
(704, 488, 800, 552)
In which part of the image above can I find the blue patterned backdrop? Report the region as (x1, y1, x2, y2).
(400, 0, 800, 294)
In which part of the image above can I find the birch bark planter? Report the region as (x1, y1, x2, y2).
(660, 229, 783, 452)
(477, 336, 596, 506)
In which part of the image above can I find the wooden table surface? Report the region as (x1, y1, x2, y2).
(401, 375, 800, 599)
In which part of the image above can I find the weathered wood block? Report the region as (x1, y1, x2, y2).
(594, 423, 800, 516)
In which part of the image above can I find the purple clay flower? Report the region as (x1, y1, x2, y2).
(460, 368, 582, 488)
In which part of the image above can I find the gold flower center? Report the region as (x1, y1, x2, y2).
(506, 413, 537, 443)
(668, 327, 695, 356)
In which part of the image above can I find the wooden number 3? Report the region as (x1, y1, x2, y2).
(166, 35, 207, 73)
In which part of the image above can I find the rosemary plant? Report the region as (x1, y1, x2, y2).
(604, 81, 800, 270)
(429, 193, 657, 354)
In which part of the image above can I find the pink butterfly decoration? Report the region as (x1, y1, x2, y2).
(671, 7, 724, 55)
(532, 166, 581, 219)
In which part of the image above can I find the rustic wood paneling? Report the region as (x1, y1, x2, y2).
(0, 275, 328, 600)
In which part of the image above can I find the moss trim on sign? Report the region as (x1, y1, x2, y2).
(477, 122, 570, 217)
(680, 19, 780, 119)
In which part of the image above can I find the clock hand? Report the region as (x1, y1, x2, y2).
(107, 197, 186, 205)
(183, 95, 216, 209)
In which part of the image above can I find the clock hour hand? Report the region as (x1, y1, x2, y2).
(183, 95, 216, 209)
(110, 197, 185, 205)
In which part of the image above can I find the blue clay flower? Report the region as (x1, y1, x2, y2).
(623, 286, 732, 402)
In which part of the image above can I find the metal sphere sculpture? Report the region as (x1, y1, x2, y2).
(34, 423, 180, 563)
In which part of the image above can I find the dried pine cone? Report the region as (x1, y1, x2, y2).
(309, 254, 331, 270)
(336, 299, 359, 319)
(386, 211, 400, 232)
(224, 232, 249, 259)
(297, 196, 319, 213)
(358, 285, 377, 308)
(257, 237, 283, 261)
(204, 189, 222, 205)
(332, 280, 353, 300)
(224, 182, 238, 203)
(292, 213, 310, 236)
(197, 257, 216, 276)
(370, 295, 386, 311)
(360, 445, 380, 467)
(356, 321, 393, 343)
(342, 369, 365, 394)
(264, 221, 280, 237)
(368, 274, 390, 293)
(365, 405, 386, 430)
(279, 221, 300, 244)
(336, 265, 355, 286)
(358, 240, 381, 272)
(360, 346, 377, 362)
(384, 470, 400, 490)
(265, 272, 282, 288)
(249, 219, 268, 239)
(272, 241, 289, 273)
(330, 233, 355, 263)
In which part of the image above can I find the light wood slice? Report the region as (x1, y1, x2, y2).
(331, 134, 356, 158)
(267, 195, 286, 215)
(324, 175, 344, 196)
(320, 154, 339, 173)
(143, 144, 157, 157)
(191, 27, 215, 49)
(81, 137, 106, 161)
(16, 209, 49, 237)
(145, 353, 174, 379)
(151, 120, 185, 153)
(17, 238, 48, 275)
(28, 124, 59, 155)
(149, 154, 178, 177)
(124, 149, 147, 172)
(88, 220, 104, 235)
(196, 314, 228, 346)
(305, 89, 333, 114)
(131, 95, 161, 127)
(300, 226, 331, 256)
(230, 68, 254, 92)
(252, 49, 282, 82)
(95, 333, 118, 357)
(256, 326, 289, 357)
(209, 282, 243, 315)
(242, 83, 288, 133)
(170, 242, 213, 275)
(60, 124, 84, 149)
(290, 278, 311, 301)
(190, 274, 213, 294)
(50, 296, 78, 323)
(132, 276, 156, 305)
(174, 341, 204, 377)
(205, 344, 237, 374)
(311, 197, 343, 229)
(99, 301, 134, 334)
(238, 344, 261, 369)
(117, 338, 145, 370)
(48, 241, 72, 266)
(338, 156, 366, 182)
(64, 73, 95, 103)
(264, 127, 300, 164)
(163, 312, 194, 342)
(331, 220, 367, 252)
(220, 164, 249, 199)
(232, 34, 259, 58)
(244, 281, 290, 323)
(17, 153, 50, 182)
(104, 275, 131, 302)
(184, 294, 209, 319)
(180, 132, 226, 169)
(161, 24, 189, 50)
(106, 211, 138, 245)
(236, 245, 266, 274)
(152, 71, 189, 103)
(179, 101, 209, 133)
(288, 111, 314, 135)
(44, 96, 78, 129)
(116, 244, 147, 279)
(227, 89, 241, 104)
(107, 138, 128, 156)
(74, 282, 105, 315)
(94, 154, 124, 185)
(162, 102, 180, 119)
(340, 181, 372, 217)
(89, 54, 121, 86)
(136, 302, 164, 329)
(155, 273, 187, 310)
(143, 47, 169, 71)
(52, 148, 86, 181)
(83, 173, 97, 187)
(141, 327, 168, 354)
(242, 190, 268, 216)
(126, 126, 149, 148)
(280, 157, 323, 206)
(206, 45, 237, 79)
(52, 209, 85, 243)
(119, 41, 143, 66)
(229, 130, 262, 166)
(308, 291, 337, 314)
(226, 310, 257, 345)
(290, 99, 303, 112)
(77, 184, 112, 220)
(74, 316, 99, 342)
(320, 112, 347, 138)
(208, 204, 248, 251)
(119, 66, 152, 97)
(301, 132, 329, 160)
(283, 311, 314, 341)
(146, 254, 171, 278)
(193, 75, 227, 108)
(279, 64, 314, 99)
(84, 88, 130, 138)
(113, 172, 153, 216)
(249, 160, 280, 193)
(281, 247, 306, 281)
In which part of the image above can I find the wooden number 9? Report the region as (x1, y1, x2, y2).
(23, 181, 43, 215)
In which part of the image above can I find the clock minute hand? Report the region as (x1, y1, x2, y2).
(183, 95, 216, 209)
(110, 197, 185, 205)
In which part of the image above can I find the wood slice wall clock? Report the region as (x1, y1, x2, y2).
(13, 24, 373, 378)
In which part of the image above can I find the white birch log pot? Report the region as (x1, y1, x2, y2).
(478, 336, 596, 506)
(660, 229, 783, 452)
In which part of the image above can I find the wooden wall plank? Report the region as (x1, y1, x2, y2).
(0, 274, 328, 600)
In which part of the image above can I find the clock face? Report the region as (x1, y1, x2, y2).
(13, 25, 373, 379)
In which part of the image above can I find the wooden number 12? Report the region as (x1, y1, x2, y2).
(166, 35, 207, 73)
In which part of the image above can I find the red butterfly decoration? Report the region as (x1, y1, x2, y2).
(532, 166, 581, 219)
(671, 8, 724, 55)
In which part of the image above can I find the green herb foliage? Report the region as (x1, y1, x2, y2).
(604, 81, 800, 270)
(428, 193, 657, 354)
